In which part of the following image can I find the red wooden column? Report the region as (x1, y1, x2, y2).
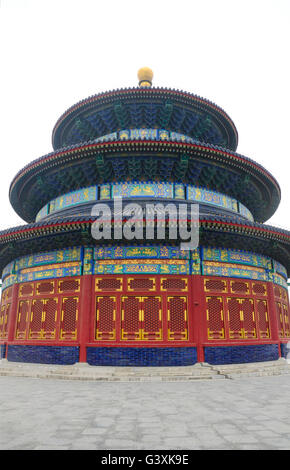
(267, 282, 281, 357)
(78, 275, 93, 363)
(5, 283, 19, 358)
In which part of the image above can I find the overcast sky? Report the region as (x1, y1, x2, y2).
(0, 0, 289, 232)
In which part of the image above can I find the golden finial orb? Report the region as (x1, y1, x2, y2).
(137, 67, 153, 87)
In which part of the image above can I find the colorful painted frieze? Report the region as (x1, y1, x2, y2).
(17, 264, 82, 283)
(52, 186, 97, 212)
(187, 186, 238, 213)
(93, 245, 190, 260)
(94, 258, 190, 275)
(2, 261, 15, 279)
(203, 261, 268, 281)
(99, 183, 111, 200)
(174, 183, 185, 199)
(273, 259, 288, 280)
(15, 247, 82, 271)
(2, 274, 17, 290)
(271, 272, 288, 289)
(239, 203, 254, 222)
(112, 181, 173, 199)
(202, 247, 272, 270)
(35, 204, 49, 222)
(94, 128, 195, 144)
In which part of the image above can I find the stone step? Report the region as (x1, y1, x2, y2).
(1, 359, 290, 382)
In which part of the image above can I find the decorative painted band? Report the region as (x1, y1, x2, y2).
(35, 180, 253, 222)
(1, 245, 288, 290)
(204, 344, 279, 365)
(7, 345, 79, 365)
(86, 346, 198, 367)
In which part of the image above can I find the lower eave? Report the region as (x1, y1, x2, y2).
(0, 217, 289, 275)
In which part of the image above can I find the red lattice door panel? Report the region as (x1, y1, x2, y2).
(167, 296, 188, 340)
(60, 297, 79, 340)
(29, 299, 45, 339)
(15, 300, 30, 339)
(206, 296, 225, 339)
(283, 304, 290, 338)
(0, 305, 5, 339)
(0, 304, 10, 339)
(257, 299, 270, 338)
(96, 296, 116, 340)
(121, 296, 142, 340)
(227, 298, 243, 339)
(276, 301, 284, 337)
(142, 296, 162, 340)
(241, 298, 256, 339)
(43, 298, 58, 340)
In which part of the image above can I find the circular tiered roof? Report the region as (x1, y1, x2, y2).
(51, 87, 239, 151)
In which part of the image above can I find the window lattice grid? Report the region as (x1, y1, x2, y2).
(2, 304, 10, 339)
(128, 278, 156, 291)
(276, 301, 284, 337)
(230, 281, 249, 294)
(60, 297, 79, 340)
(121, 296, 142, 340)
(283, 304, 290, 338)
(252, 283, 267, 296)
(95, 277, 122, 291)
(43, 298, 58, 340)
(241, 298, 256, 339)
(15, 300, 30, 339)
(257, 299, 270, 338)
(206, 296, 225, 339)
(227, 298, 243, 339)
(36, 282, 54, 295)
(204, 279, 227, 293)
(96, 296, 116, 340)
(142, 296, 162, 340)
(161, 278, 187, 291)
(29, 299, 45, 339)
(274, 286, 282, 299)
(58, 279, 80, 293)
(167, 296, 188, 340)
(19, 283, 34, 297)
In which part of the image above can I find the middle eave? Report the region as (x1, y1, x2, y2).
(9, 139, 281, 224)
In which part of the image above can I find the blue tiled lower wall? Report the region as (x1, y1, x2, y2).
(7, 345, 79, 365)
(0, 344, 6, 359)
(87, 347, 197, 366)
(280, 342, 290, 359)
(204, 344, 279, 365)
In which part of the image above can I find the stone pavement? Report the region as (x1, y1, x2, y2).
(1, 360, 290, 450)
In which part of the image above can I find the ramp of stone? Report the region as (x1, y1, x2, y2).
(0, 359, 290, 381)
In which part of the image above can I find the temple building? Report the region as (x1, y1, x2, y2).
(0, 68, 290, 366)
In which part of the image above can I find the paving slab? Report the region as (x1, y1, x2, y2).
(1, 370, 290, 450)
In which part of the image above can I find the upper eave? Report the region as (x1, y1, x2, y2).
(51, 86, 239, 151)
